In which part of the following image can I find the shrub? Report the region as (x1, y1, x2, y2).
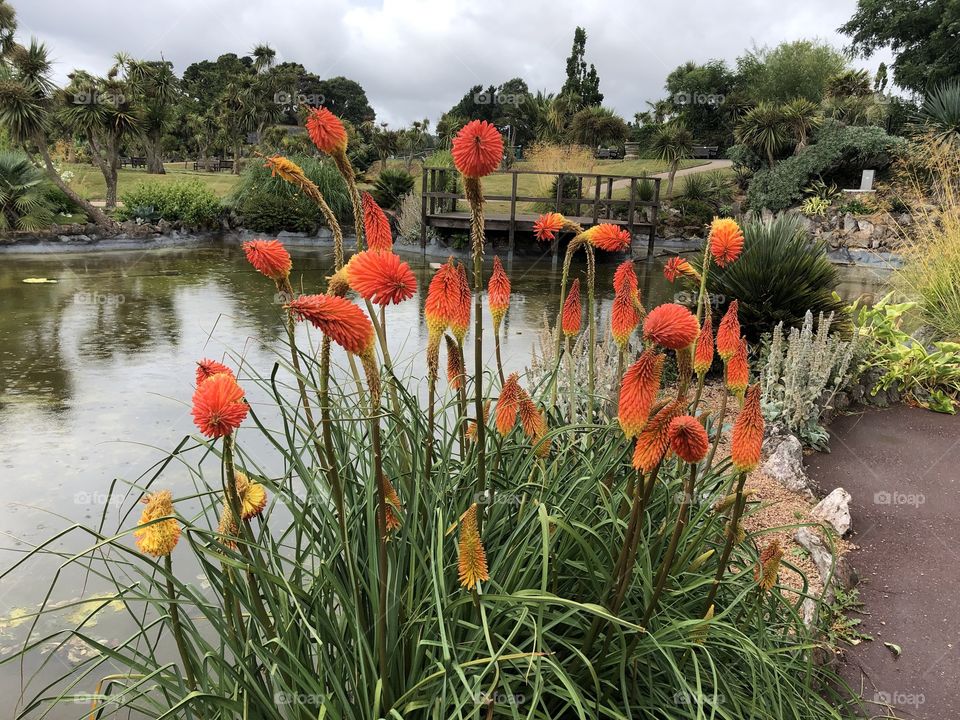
(854, 295, 960, 412)
(230, 154, 351, 233)
(746, 121, 905, 212)
(117, 180, 223, 228)
(371, 167, 415, 211)
(0, 151, 58, 230)
(761, 311, 857, 449)
(682, 170, 733, 209)
(801, 196, 830, 217)
(726, 143, 763, 172)
(670, 196, 714, 225)
(708, 214, 849, 340)
(538, 174, 583, 215)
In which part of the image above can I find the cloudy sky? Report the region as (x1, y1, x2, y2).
(11, 0, 890, 127)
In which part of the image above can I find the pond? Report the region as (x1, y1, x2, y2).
(0, 242, 890, 713)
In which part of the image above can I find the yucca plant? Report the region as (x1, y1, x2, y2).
(918, 80, 960, 146)
(0, 149, 56, 230)
(708, 214, 849, 340)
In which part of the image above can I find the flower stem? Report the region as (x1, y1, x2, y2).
(704, 387, 728, 473)
(703, 471, 748, 614)
(163, 554, 197, 691)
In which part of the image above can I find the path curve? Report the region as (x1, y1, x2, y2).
(807, 406, 960, 719)
(608, 159, 732, 193)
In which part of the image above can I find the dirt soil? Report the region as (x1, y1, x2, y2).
(807, 405, 960, 719)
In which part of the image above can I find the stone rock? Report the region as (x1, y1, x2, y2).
(157, 219, 172, 234)
(760, 433, 810, 495)
(858, 219, 874, 235)
(848, 230, 872, 248)
(795, 527, 858, 598)
(898, 213, 912, 226)
(761, 208, 775, 223)
(810, 487, 852, 536)
(842, 213, 858, 232)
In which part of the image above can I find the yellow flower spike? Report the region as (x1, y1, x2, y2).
(457, 503, 489, 590)
(235, 471, 268, 520)
(133, 490, 181, 557)
(755, 540, 784, 592)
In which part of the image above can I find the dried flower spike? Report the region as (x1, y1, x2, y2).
(134, 490, 181, 557)
(457, 503, 490, 589)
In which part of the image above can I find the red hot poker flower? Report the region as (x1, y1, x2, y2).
(192, 372, 249, 438)
(451, 120, 503, 178)
(344, 251, 416, 306)
(663, 257, 701, 283)
(611, 289, 641, 349)
(496, 373, 521, 436)
(361, 192, 393, 252)
(716, 300, 741, 361)
(613, 260, 638, 296)
(587, 223, 631, 252)
(731, 384, 764, 472)
(457, 503, 490, 589)
(488, 256, 511, 332)
(561, 278, 582, 337)
(196, 358, 234, 386)
(305, 107, 348, 155)
(668, 415, 710, 463)
(725, 336, 750, 397)
(693, 315, 714, 376)
(533, 212, 565, 242)
(618, 349, 665, 438)
(449, 263, 472, 343)
(632, 399, 686, 473)
(243, 239, 292, 281)
(642, 303, 699, 350)
(709, 217, 745, 268)
(287, 294, 375, 356)
(424, 261, 460, 339)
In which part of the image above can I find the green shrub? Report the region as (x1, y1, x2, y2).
(801, 196, 830, 217)
(671, 196, 714, 225)
(371, 167, 415, 211)
(117, 180, 223, 227)
(682, 170, 733, 209)
(746, 121, 905, 212)
(726, 143, 763, 172)
(709, 214, 849, 340)
(229, 154, 351, 233)
(537, 174, 583, 215)
(0, 151, 58, 230)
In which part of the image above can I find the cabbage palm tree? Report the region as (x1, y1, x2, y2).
(735, 101, 788, 168)
(650, 122, 693, 197)
(0, 150, 56, 229)
(782, 97, 822, 153)
(0, 38, 114, 226)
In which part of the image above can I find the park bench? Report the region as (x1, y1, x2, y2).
(692, 145, 719, 159)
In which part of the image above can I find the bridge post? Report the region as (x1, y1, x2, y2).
(420, 167, 428, 253)
(508, 171, 518, 267)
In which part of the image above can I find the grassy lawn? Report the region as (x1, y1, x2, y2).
(63, 162, 241, 202)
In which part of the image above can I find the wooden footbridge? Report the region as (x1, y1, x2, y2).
(419, 167, 662, 259)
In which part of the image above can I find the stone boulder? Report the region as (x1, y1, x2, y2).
(795, 527, 858, 602)
(760, 433, 810, 496)
(810, 487, 853, 536)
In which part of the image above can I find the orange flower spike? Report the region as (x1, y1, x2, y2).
(693, 314, 714, 376)
(495, 373, 521, 436)
(133, 490, 181, 557)
(287, 294, 375, 356)
(243, 239, 292, 281)
(424, 261, 460, 340)
(561, 278, 582, 337)
(587, 223, 631, 252)
(617, 349, 665, 438)
(611, 288, 641, 349)
(196, 358, 233, 386)
(305, 107, 348, 155)
(731, 384, 764, 472)
(632, 399, 686, 473)
(361, 192, 393, 252)
(518, 389, 547, 441)
(457, 503, 490, 589)
(663, 257, 701, 283)
(449, 263, 472, 343)
(755, 540, 783, 591)
(487, 256, 511, 333)
(382, 476, 403, 533)
(642, 303, 699, 350)
(716, 300, 741, 361)
(445, 334, 464, 390)
(613, 259, 638, 296)
(725, 336, 750, 397)
(533, 212, 565, 242)
(467, 400, 491, 441)
(191, 372, 249, 438)
(668, 415, 710, 463)
(451, 120, 504, 178)
(343, 250, 417, 306)
(709, 217, 745, 268)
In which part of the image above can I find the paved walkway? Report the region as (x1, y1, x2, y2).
(608, 159, 733, 193)
(807, 406, 960, 719)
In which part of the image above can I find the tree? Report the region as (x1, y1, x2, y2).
(737, 40, 848, 103)
(120, 56, 179, 173)
(735, 102, 789, 168)
(651, 122, 693, 197)
(560, 27, 603, 109)
(251, 43, 276, 74)
(663, 59, 737, 147)
(314, 76, 374, 126)
(781, 98, 822, 153)
(568, 106, 628, 147)
(841, 0, 960, 94)
(0, 149, 55, 229)
(0, 28, 113, 226)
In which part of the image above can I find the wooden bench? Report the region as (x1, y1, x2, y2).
(692, 146, 719, 159)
